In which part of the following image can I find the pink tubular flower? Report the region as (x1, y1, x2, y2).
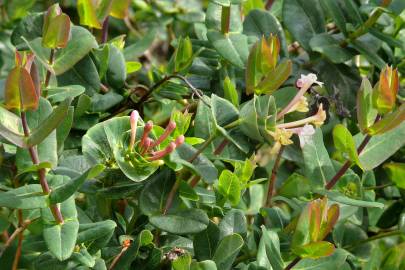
(139, 121, 153, 150)
(277, 73, 323, 120)
(175, 135, 185, 147)
(286, 124, 316, 148)
(129, 110, 139, 151)
(151, 121, 176, 148)
(148, 142, 176, 161)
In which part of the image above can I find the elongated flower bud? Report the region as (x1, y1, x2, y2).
(129, 110, 139, 151)
(151, 121, 176, 148)
(148, 142, 176, 161)
(175, 135, 185, 147)
(139, 121, 153, 150)
(140, 137, 152, 155)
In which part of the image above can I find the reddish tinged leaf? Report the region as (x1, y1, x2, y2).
(42, 13, 71, 48)
(367, 103, 405, 135)
(309, 200, 321, 242)
(319, 203, 339, 240)
(374, 66, 399, 114)
(15, 51, 35, 71)
(5, 67, 39, 111)
(260, 35, 280, 73)
(30, 61, 41, 98)
(255, 59, 292, 95)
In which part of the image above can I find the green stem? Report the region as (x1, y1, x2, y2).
(223, 118, 242, 129)
(344, 230, 403, 250)
(188, 134, 216, 163)
(341, 2, 391, 46)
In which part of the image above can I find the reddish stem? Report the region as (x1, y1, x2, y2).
(20, 112, 64, 224)
(266, 146, 284, 207)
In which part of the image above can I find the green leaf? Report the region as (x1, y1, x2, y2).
(123, 29, 157, 60)
(218, 170, 241, 206)
(24, 26, 98, 75)
(27, 97, 72, 147)
(357, 78, 378, 133)
(0, 184, 48, 209)
(179, 181, 199, 201)
(149, 209, 209, 234)
(126, 61, 142, 74)
(219, 209, 247, 238)
(316, 190, 384, 208)
(255, 59, 292, 95)
(194, 222, 220, 261)
(223, 77, 239, 107)
(56, 55, 101, 96)
(333, 124, 362, 168)
(106, 44, 126, 89)
(357, 121, 405, 170)
(309, 34, 353, 63)
(320, 0, 347, 35)
(50, 165, 104, 204)
(139, 169, 178, 215)
(302, 128, 336, 188)
(207, 31, 249, 68)
(170, 143, 218, 183)
(256, 226, 284, 270)
(278, 173, 311, 198)
(41, 196, 79, 261)
(293, 241, 335, 259)
(77, 220, 117, 244)
(282, 0, 325, 51)
(351, 39, 386, 70)
(113, 230, 153, 269)
(367, 103, 405, 135)
(206, 3, 242, 33)
(173, 254, 192, 270)
(191, 261, 218, 270)
(46, 85, 85, 103)
(384, 163, 405, 189)
(16, 98, 58, 171)
(293, 249, 349, 269)
(0, 106, 25, 148)
(77, 0, 102, 29)
(212, 233, 244, 270)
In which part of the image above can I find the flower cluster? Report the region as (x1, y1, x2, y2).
(128, 110, 184, 161)
(269, 73, 326, 147)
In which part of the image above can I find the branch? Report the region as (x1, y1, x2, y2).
(284, 257, 301, 270)
(265, 145, 284, 207)
(44, 49, 55, 88)
(20, 112, 64, 224)
(101, 16, 109, 43)
(12, 210, 23, 270)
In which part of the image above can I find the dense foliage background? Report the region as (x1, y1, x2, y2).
(0, 0, 405, 269)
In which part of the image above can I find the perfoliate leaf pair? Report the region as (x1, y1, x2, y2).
(373, 65, 399, 114)
(357, 67, 403, 135)
(246, 36, 291, 95)
(4, 52, 39, 111)
(42, 3, 71, 49)
(291, 197, 339, 259)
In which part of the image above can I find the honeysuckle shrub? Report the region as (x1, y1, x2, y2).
(0, 0, 405, 269)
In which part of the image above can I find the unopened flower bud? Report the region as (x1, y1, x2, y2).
(174, 135, 185, 147)
(374, 65, 399, 114)
(148, 142, 176, 161)
(129, 110, 139, 151)
(151, 121, 176, 148)
(139, 121, 153, 150)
